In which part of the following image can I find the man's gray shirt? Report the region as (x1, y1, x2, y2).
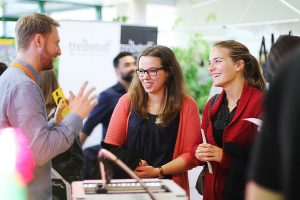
(0, 65, 82, 200)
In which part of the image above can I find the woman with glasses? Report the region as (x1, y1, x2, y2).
(195, 40, 265, 200)
(104, 45, 201, 197)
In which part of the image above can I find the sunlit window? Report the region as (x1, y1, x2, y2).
(51, 8, 97, 21)
(102, 6, 117, 22)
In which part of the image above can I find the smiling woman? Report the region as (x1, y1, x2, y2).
(104, 45, 201, 198)
(195, 40, 265, 200)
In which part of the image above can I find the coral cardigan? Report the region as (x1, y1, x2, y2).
(105, 94, 201, 197)
(199, 83, 264, 200)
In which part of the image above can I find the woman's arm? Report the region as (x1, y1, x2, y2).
(104, 94, 131, 147)
(178, 97, 202, 170)
(134, 157, 185, 178)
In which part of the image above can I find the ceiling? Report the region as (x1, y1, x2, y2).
(1, 0, 300, 47)
(4, 0, 299, 27)
(172, 0, 300, 30)
(1, 0, 175, 17)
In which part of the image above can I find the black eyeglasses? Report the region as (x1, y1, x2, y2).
(136, 67, 167, 77)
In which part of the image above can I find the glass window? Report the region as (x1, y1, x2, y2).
(51, 7, 97, 21)
(102, 6, 117, 22)
(4, 2, 39, 16)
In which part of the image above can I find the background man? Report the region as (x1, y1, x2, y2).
(79, 52, 136, 179)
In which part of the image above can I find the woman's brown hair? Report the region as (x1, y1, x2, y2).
(38, 70, 59, 114)
(214, 40, 266, 91)
(128, 45, 186, 126)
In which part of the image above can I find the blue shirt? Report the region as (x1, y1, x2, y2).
(82, 82, 126, 141)
(0, 61, 82, 200)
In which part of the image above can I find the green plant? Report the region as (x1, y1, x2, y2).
(113, 16, 128, 23)
(53, 57, 59, 77)
(172, 33, 212, 114)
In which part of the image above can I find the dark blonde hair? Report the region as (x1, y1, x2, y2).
(38, 70, 59, 114)
(128, 45, 186, 126)
(15, 12, 59, 50)
(214, 40, 266, 91)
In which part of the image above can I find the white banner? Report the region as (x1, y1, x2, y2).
(58, 21, 121, 96)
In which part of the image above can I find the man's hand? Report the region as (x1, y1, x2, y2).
(68, 82, 97, 119)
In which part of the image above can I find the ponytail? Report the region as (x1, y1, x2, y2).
(244, 54, 266, 91)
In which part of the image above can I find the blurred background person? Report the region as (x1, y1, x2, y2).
(195, 40, 265, 200)
(79, 52, 136, 179)
(247, 37, 300, 200)
(0, 62, 8, 76)
(38, 70, 85, 184)
(263, 35, 300, 85)
(104, 45, 201, 197)
(38, 70, 59, 118)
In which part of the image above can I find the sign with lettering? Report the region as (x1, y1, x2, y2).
(58, 21, 121, 95)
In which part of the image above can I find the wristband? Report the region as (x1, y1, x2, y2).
(158, 166, 164, 179)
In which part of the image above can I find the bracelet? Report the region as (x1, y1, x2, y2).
(158, 166, 164, 179)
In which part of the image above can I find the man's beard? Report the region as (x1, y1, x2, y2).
(40, 43, 54, 71)
(43, 61, 54, 70)
(121, 72, 134, 83)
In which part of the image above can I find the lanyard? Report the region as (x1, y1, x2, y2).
(10, 61, 36, 82)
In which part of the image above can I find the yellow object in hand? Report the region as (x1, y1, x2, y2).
(52, 87, 70, 118)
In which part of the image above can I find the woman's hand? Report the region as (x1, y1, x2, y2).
(54, 99, 66, 125)
(134, 165, 159, 178)
(195, 143, 223, 163)
(138, 160, 148, 167)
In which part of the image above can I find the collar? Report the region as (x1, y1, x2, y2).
(10, 60, 40, 82)
(115, 82, 127, 93)
(210, 82, 253, 126)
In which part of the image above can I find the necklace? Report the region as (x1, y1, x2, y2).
(155, 117, 162, 125)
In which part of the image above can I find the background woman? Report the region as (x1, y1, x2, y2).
(195, 40, 265, 200)
(38, 70, 85, 183)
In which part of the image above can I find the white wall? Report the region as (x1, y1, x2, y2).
(58, 20, 120, 96)
(58, 20, 121, 148)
